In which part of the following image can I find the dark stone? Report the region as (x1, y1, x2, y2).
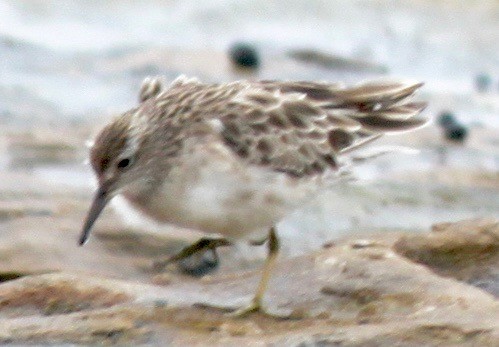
(437, 111, 468, 144)
(445, 123, 468, 143)
(474, 73, 492, 93)
(229, 42, 260, 69)
(437, 111, 456, 127)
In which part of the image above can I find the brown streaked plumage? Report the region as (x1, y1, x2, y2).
(80, 75, 428, 316)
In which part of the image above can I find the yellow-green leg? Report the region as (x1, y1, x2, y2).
(231, 226, 280, 317)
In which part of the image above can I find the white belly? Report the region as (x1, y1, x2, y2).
(132, 142, 326, 241)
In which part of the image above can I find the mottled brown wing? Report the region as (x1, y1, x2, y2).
(218, 80, 427, 177)
(260, 80, 426, 110)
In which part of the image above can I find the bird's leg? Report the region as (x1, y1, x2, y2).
(231, 226, 280, 317)
(153, 237, 231, 272)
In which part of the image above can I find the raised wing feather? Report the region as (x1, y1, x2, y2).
(150, 76, 427, 178)
(217, 80, 427, 177)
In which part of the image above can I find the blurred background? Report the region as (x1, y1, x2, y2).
(0, 0, 497, 277)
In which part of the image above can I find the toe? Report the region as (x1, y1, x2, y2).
(229, 301, 261, 317)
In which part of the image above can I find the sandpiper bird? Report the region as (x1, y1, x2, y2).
(79, 75, 427, 316)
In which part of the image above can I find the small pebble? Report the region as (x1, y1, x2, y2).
(437, 111, 456, 127)
(474, 72, 492, 93)
(229, 42, 260, 69)
(153, 299, 168, 308)
(444, 123, 468, 143)
(151, 273, 172, 286)
(322, 241, 336, 249)
(351, 239, 378, 249)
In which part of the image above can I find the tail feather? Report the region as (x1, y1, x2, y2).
(330, 81, 428, 155)
(333, 81, 423, 103)
(351, 115, 427, 133)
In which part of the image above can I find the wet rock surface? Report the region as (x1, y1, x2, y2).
(395, 218, 499, 297)
(0, 219, 497, 345)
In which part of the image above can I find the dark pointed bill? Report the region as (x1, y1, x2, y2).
(79, 186, 109, 246)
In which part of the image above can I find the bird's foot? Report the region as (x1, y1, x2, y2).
(153, 238, 231, 276)
(224, 299, 291, 319)
(229, 298, 262, 317)
(194, 300, 285, 319)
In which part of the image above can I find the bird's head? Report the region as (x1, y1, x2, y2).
(79, 111, 146, 245)
(79, 78, 172, 246)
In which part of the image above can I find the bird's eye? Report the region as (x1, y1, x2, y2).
(117, 158, 131, 169)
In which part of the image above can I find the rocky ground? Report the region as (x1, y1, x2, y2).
(0, 121, 498, 344)
(0, 218, 497, 345)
